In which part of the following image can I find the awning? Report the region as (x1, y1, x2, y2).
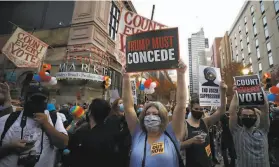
(56, 72, 104, 82)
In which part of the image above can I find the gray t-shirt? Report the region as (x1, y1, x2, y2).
(231, 125, 269, 167)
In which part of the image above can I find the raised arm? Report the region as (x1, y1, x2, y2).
(257, 92, 269, 131)
(203, 82, 227, 127)
(122, 72, 138, 135)
(171, 61, 187, 140)
(229, 93, 238, 131)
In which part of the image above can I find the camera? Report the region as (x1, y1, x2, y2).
(18, 150, 40, 167)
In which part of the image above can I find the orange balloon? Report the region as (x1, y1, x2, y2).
(270, 86, 279, 94)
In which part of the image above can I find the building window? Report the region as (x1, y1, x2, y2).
(241, 41, 244, 50)
(264, 26, 269, 39)
(235, 40, 237, 46)
(109, 2, 120, 40)
(250, 66, 253, 73)
(268, 52, 274, 66)
(245, 26, 248, 34)
(249, 57, 252, 64)
(236, 55, 239, 62)
(258, 62, 262, 72)
(251, 5, 255, 15)
(275, 0, 279, 13)
(243, 61, 246, 67)
(238, 25, 241, 32)
(234, 33, 237, 39)
(248, 44, 251, 54)
(246, 36, 250, 44)
(260, 1, 265, 13)
(253, 25, 257, 36)
(255, 39, 259, 48)
(240, 34, 243, 41)
(267, 42, 271, 53)
(242, 53, 244, 60)
(256, 48, 261, 59)
(244, 16, 247, 24)
(263, 16, 267, 26)
(252, 16, 256, 25)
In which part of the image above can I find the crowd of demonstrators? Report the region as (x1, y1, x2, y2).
(122, 61, 187, 167)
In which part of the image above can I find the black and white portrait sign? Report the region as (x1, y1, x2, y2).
(234, 75, 264, 106)
(199, 65, 221, 106)
(125, 28, 179, 72)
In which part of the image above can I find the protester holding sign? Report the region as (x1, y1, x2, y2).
(229, 87, 270, 167)
(180, 81, 227, 167)
(122, 60, 187, 167)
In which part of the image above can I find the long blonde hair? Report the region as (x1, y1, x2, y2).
(139, 102, 169, 133)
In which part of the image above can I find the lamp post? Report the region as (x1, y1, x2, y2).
(242, 68, 250, 75)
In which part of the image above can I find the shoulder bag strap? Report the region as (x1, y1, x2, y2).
(0, 111, 21, 146)
(164, 131, 185, 167)
(141, 134, 148, 167)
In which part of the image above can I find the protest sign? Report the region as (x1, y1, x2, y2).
(234, 75, 264, 106)
(130, 78, 137, 105)
(1, 27, 48, 68)
(116, 8, 167, 65)
(199, 65, 221, 106)
(125, 28, 179, 72)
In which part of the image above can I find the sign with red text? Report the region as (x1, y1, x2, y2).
(234, 75, 264, 106)
(116, 8, 167, 65)
(1, 27, 48, 68)
(126, 28, 179, 72)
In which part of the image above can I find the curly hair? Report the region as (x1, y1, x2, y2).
(139, 102, 168, 133)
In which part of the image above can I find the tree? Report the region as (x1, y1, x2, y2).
(221, 62, 244, 103)
(270, 64, 279, 85)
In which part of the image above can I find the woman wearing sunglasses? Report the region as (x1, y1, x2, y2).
(122, 61, 187, 167)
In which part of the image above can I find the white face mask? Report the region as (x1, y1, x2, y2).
(144, 115, 161, 132)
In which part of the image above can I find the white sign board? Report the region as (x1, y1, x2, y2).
(56, 72, 103, 82)
(1, 27, 48, 68)
(116, 8, 167, 65)
(130, 78, 137, 105)
(199, 65, 221, 106)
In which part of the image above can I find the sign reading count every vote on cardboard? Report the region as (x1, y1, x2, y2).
(125, 28, 179, 72)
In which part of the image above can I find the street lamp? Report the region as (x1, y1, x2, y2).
(242, 68, 250, 75)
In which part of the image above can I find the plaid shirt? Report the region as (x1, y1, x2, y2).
(231, 124, 269, 167)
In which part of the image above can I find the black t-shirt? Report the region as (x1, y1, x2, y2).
(68, 123, 118, 167)
(185, 119, 212, 167)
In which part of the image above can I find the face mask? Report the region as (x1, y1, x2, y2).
(191, 110, 203, 120)
(137, 108, 143, 113)
(144, 115, 161, 132)
(118, 104, 124, 112)
(241, 117, 257, 128)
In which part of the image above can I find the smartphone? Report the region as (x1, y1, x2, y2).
(25, 141, 35, 147)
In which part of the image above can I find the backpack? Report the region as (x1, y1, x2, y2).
(49, 112, 57, 126)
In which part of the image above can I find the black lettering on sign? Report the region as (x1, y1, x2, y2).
(238, 92, 263, 103)
(151, 142, 164, 156)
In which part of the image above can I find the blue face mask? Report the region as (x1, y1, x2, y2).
(137, 107, 143, 113)
(119, 104, 124, 112)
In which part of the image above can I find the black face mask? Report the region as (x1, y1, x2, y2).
(191, 110, 203, 120)
(241, 117, 257, 128)
(23, 97, 47, 117)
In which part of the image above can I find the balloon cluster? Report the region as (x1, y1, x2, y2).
(33, 64, 57, 85)
(137, 78, 158, 94)
(267, 83, 279, 105)
(103, 76, 111, 89)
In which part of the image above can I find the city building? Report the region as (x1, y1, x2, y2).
(0, 1, 136, 103)
(188, 28, 209, 96)
(219, 31, 233, 69)
(228, 0, 279, 76)
(205, 48, 213, 66)
(210, 37, 222, 68)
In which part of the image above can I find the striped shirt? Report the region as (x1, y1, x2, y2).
(231, 125, 269, 167)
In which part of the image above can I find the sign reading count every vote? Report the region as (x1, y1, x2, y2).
(125, 28, 179, 72)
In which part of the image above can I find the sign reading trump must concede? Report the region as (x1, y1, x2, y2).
(125, 28, 179, 72)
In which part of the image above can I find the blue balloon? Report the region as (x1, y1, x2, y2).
(268, 94, 276, 102)
(139, 84, 145, 91)
(33, 75, 41, 82)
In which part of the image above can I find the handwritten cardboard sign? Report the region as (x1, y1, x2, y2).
(234, 75, 264, 106)
(125, 28, 179, 72)
(1, 27, 48, 68)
